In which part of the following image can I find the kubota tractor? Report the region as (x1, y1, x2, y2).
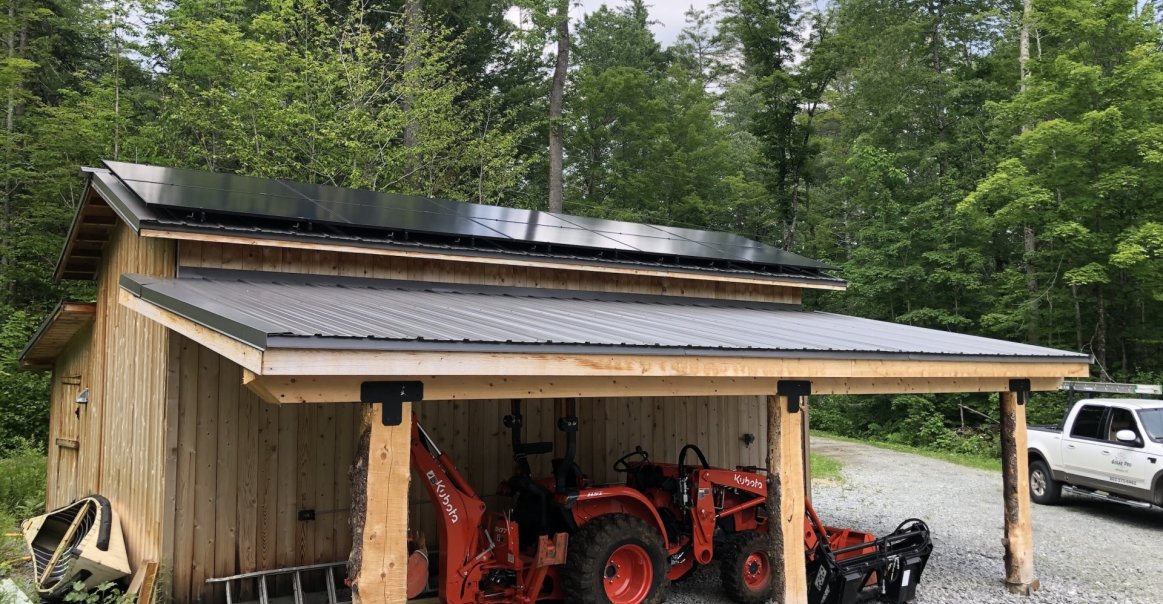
(408, 400, 932, 604)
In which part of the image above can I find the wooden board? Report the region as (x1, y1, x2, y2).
(170, 237, 811, 303)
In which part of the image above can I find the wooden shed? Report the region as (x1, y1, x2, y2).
(22, 161, 1091, 604)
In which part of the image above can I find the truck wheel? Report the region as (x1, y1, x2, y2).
(1029, 460, 1061, 505)
(719, 531, 775, 604)
(563, 513, 669, 604)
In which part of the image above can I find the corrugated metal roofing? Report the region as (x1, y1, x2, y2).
(121, 269, 1089, 363)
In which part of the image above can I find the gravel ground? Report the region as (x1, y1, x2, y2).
(670, 437, 1163, 604)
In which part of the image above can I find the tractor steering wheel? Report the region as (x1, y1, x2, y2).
(613, 446, 649, 472)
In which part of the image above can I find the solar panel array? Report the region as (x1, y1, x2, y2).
(103, 161, 834, 272)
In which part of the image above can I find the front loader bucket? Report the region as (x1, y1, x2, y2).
(807, 519, 932, 604)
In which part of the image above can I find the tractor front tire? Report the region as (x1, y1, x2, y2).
(1029, 460, 1062, 505)
(719, 531, 775, 604)
(563, 513, 669, 604)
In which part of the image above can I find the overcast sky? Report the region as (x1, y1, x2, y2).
(574, 0, 719, 46)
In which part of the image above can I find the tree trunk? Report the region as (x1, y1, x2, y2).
(403, 0, 423, 189)
(547, 0, 568, 214)
(1020, 0, 1038, 345)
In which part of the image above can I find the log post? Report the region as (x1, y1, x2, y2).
(767, 393, 808, 604)
(999, 390, 1038, 595)
(351, 403, 412, 604)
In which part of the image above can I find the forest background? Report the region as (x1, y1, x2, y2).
(2, 0, 1162, 517)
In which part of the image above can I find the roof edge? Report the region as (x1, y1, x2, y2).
(120, 273, 273, 349)
(19, 301, 97, 370)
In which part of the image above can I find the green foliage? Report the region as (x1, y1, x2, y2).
(0, 447, 45, 519)
(63, 581, 136, 604)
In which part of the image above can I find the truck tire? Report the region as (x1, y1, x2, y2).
(563, 513, 669, 604)
(1029, 460, 1062, 505)
(719, 530, 775, 604)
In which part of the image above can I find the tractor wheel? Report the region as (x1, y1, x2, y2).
(719, 531, 775, 604)
(563, 513, 669, 604)
(1029, 460, 1061, 505)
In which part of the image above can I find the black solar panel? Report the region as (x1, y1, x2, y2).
(102, 161, 834, 272)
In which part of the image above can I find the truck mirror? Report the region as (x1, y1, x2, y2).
(1115, 429, 1139, 444)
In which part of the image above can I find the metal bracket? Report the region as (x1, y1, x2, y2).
(777, 380, 811, 413)
(360, 381, 424, 426)
(1009, 379, 1031, 406)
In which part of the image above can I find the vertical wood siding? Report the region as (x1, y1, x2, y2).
(178, 241, 803, 305)
(168, 341, 768, 603)
(44, 224, 176, 570)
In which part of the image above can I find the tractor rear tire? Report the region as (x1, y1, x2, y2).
(719, 531, 775, 604)
(563, 513, 669, 604)
(1029, 460, 1062, 505)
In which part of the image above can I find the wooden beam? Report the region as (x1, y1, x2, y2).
(352, 404, 411, 604)
(119, 289, 264, 373)
(246, 375, 1071, 404)
(767, 394, 808, 604)
(141, 228, 847, 292)
(261, 348, 1089, 380)
(999, 391, 1038, 595)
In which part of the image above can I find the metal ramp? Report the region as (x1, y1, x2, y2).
(207, 562, 351, 604)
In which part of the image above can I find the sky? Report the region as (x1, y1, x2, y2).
(574, 0, 719, 47)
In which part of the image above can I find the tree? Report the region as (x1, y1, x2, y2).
(152, 0, 529, 202)
(963, 0, 1163, 371)
(718, 0, 837, 249)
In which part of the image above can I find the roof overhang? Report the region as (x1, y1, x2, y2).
(20, 301, 97, 370)
(118, 270, 1091, 404)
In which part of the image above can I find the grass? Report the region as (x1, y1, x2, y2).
(809, 451, 844, 483)
(812, 431, 1002, 472)
(0, 449, 44, 600)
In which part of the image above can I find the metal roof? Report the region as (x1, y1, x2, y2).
(120, 269, 1090, 363)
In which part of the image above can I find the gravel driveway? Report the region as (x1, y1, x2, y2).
(671, 437, 1163, 604)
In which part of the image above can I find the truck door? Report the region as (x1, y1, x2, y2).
(1100, 407, 1154, 497)
(1061, 403, 1108, 484)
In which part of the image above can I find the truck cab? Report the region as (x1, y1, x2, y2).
(1027, 398, 1163, 508)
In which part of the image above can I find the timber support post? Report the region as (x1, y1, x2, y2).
(1000, 382, 1038, 595)
(768, 381, 809, 604)
(351, 381, 422, 604)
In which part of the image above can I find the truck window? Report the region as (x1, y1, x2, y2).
(1139, 409, 1163, 441)
(1069, 405, 1106, 440)
(1106, 408, 1140, 443)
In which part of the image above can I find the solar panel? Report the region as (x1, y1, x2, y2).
(102, 160, 835, 273)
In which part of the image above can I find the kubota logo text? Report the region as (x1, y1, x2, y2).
(733, 474, 763, 489)
(427, 471, 460, 523)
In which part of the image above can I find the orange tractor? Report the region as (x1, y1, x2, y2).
(408, 400, 932, 604)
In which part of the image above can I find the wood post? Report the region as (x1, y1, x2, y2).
(767, 394, 808, 604)
(802, 397, 812, 500)
(999, 391, 1038, 595)
(351, 403, 412, 604)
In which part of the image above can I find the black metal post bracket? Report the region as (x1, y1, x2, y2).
(1009, 379, 1031, 406)
(777, 380, 812, 413)
(361, 381, 424, 426)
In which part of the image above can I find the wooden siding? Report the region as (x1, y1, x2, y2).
(44, 224, 176, 571)
(44, 323, 92, 507)
(177, 240, 803, 304)
(170, 337, 361, 604)
(169, 341, 768, 603)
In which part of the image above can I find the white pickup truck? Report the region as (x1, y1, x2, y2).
(1027, 398, 1163, 508)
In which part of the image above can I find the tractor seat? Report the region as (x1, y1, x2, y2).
(551, 458, 586, 489)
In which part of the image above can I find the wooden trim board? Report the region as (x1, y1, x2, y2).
(142, 228, 847, 292)
(245, 375, 1069, 404)
(260, 349, 1089, 379)
(119, 289, 263, 373)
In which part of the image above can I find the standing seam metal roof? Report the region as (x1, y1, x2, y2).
(119, 269, 1090, 363)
